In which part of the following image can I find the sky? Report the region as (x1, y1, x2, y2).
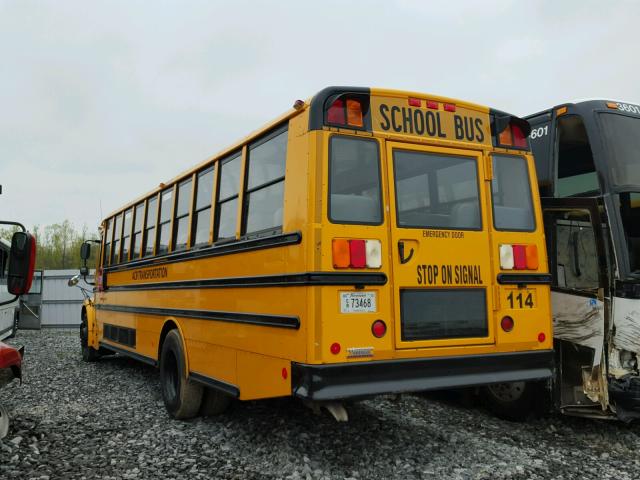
(1, 0, 639, 234)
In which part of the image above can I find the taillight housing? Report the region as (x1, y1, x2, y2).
(325, 94, 370, 130)
(333, 239, 382, 269)
(492, 115, 530, 150)
(499, 244, 538, 270)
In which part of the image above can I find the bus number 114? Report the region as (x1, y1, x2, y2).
(507, 291, 534, 309)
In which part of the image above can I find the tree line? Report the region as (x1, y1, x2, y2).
(0, 220, 98, 270)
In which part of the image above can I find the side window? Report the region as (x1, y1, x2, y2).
(243, 127, 287, 236)
(111, 214, 123, 264)
(132, 203, 144, 259)
(491, 155, 535, 231)
(556, 115, 599, 197)
(0, 247, 8, 288)
(394, 151, 481, 230)
(173, 178, 193, 251)
(121, 208, 133, 262)
(329, 136, 382, 224)
(193, 166, 214, 247)
(216, 153, 241, 241)
(546, 209, 599, 291)
(103, 218, 113, 266)
(157, 188, 174, 255)
(143, 196, 158, 257)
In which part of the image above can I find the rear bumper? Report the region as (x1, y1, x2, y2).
(292, 350, 553, 401)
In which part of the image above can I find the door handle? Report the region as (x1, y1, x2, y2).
(398, 241, 414, 264)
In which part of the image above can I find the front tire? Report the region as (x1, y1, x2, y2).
(480, 381, 538, 421)
(80, 311, 100, 362)
(159, 329, 203, 419)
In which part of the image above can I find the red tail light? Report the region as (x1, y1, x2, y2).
(327, 98, 346, 124)
(501, 316, 514, 332)
(512, 124, 528, 148)
(372, 320, 387, 338)
(349, 240, 366, 268)
(512, 245, 527, 270)
(330, 342, 341, 355)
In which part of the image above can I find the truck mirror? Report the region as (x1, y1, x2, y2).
(8, 231, 36, 295)
(80, 242, 91, 260)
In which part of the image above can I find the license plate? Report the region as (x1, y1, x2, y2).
(502, 288, 536, 309)
(340, 292, 377, 313)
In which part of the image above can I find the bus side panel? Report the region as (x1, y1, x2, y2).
(236, 350, 291, 400)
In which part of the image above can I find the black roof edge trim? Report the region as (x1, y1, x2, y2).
(497, 273, 552, 285)
(489, 108, 532, 137)
(308, 86, 371, 131)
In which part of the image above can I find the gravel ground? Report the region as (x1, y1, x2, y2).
(1, 330, 640, 479)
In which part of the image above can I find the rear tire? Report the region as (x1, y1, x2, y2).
(80, 311, 100, 362)
(480, 381, 537, 421)
(200, 387, 232, 416)
(159, 329, 203, 419)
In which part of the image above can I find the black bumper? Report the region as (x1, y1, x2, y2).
(292, 350, 554, 401)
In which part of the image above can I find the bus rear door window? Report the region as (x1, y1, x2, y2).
(329, 136, 382, 225)
(394, 151, 481, 230)
(491, 155, 535, 231)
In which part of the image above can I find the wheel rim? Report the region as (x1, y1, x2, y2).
(487, 381, 526, 402)
(162, 350, 179, 402)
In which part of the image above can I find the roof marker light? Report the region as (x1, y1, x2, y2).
(408, 97, 421, 107)
(444, 103, 456, 112)
(606, 102, 618, 109)
(426, 100, 438, 110)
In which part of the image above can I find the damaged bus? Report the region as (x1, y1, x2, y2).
(519, 100, 640, 421)
(75, 87, 553, 420)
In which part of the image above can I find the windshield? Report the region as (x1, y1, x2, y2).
(600, 113, 640, 186)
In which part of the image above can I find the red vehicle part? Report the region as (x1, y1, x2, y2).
(0, 341, 24, 438)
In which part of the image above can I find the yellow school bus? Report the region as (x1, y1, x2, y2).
(77, 86, 554, 420)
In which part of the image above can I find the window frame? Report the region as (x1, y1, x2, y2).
(131, 201, 146, 261)
(191, 164, 217, 248)
(214, 151, 243, 243)
(327, 134, 384, 226)
(156, 186, 176, 255)
(172, 175, 195, 252)
(241, 125, 288, 239)
(490, 154, 537, 233)
(392, 149, 483, 231)
(142, 194, 159, 258)
(111, 213, 124, 264)
(121, 207, 134, 263)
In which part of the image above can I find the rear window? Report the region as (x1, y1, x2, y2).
(491, 155, 535, 231)
(329, 136, 382, 225)
(393, 151, 481, 230)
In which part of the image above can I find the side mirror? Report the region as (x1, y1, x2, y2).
(68, 274, 80, 287)
(8, 231, 37, 295)
(80, 242, 91, 260)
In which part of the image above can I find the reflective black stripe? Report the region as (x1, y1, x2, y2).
(99, 341, 157, 367)
(103, 231, 302, 274)
(96, 304, 300, 329)
(106, 272, 388, 292)
(497, 273, 552, 285)
(189, 372, 240, 398)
